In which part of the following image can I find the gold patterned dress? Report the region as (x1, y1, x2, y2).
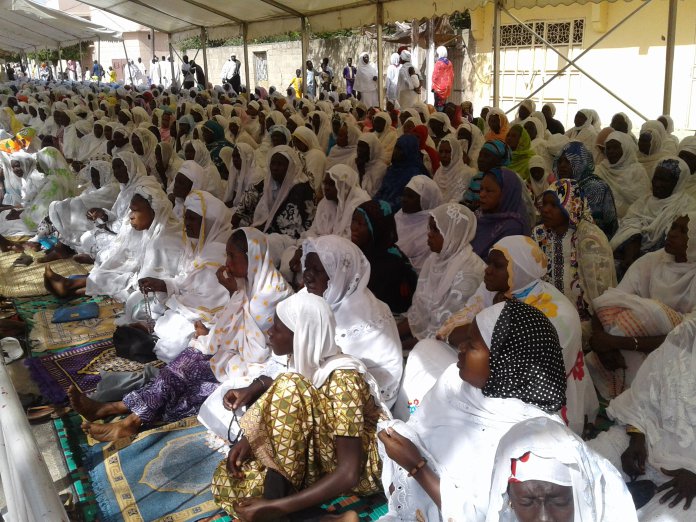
(211, 369, 384, 515)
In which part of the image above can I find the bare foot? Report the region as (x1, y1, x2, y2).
(0, 236, 21, 253)
(44, 265, 86, 297)
(37, 243, 75, 263)
(320, 512, 359, 522)
(83, 413, 142, 442)
(23, 241, 42, 252)
(68, 385, 128, 421)
(73, 253, 95, 264)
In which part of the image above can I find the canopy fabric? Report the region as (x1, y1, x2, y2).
(74, 0, 635, 41)
(0, 0, 121, 52)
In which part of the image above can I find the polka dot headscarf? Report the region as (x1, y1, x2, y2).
(481, 299, 566, 413)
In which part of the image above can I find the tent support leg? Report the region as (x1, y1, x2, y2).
(97, 36, 101, 86)
(243, 23, 250, 94)
(200, 26, 209, 87)
(502, 5, 649, 121)
(169, 34, 177, 88)
(301, 17, 309, 98)
(493, 0, 500, 108)
(122, 40, 134, 85)
(663, 0, 677, 115)
(58, 43, 64, 83)
(376, 2, 384, 108)
(426, 17, 435, 105)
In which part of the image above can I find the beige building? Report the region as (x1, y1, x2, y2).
(49, 0, 170, 81)
(468, 0, 696, 134)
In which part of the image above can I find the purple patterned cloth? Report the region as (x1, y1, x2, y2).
(123, 347, 218, 424)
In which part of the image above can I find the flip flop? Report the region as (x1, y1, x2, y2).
(1, 337, 23, 363)
(27, 405, 56, 424)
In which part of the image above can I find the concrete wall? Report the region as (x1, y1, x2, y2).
(181, 34, 399, 94)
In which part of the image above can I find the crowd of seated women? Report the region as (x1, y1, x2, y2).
(1, 75, 696, 521)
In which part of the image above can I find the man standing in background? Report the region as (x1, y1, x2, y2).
(343, 57, 356, 96)
(306, 60, 316, 100)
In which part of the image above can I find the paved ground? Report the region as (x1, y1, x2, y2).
(0, 359, 73, 519)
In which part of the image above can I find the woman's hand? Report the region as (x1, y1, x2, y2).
(589, 330, 627, 371)
(235, 498, 286, 522)
(193, 320, 209, 339)
(621, 432, 647, 479)
(657, 468, 696, 510)
(378, 427, 423, 471)
(138, 277, 166, 293)
(226, 435, 252, 478)
(86, 208, 108, 222)
(223, 378, 269, 410)
(288, 247, 303, 274)
(216, 266, 238, 294)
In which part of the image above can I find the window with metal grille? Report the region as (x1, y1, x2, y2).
(500, 19, 584, 48)
(254, 51, 268, 82)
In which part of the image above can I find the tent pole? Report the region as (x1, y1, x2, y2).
(169, 34, 177, 88)
(493, 0, 500, 108)
(151, 27, 156, 59)
(426, 17, 435, 105)
(122, 40, 133, 85)
(301, 17, 309, 98)
(57, 43, 64, 83)
(243, 23, 250, 94)
(663, 0, 677, 115)
(200, 26, 209, 87)
(97, 36, 101, 86)
(376, 2, 384, 109)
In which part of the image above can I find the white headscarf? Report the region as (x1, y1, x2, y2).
(183, 138, 224, 197)
(350, 132, 387, 197)
(433, 136, 475, 203)
(326, 123, 362, 169)
(131, 127, 159, 173)
(565, 108, 597, 152)
(225, 142, 263, 207)
(394, 175, 443, 272)
(638, 120, 669, 178)
(486, 417, 637, 522)
(85, 183, 183, 301)
(277, 289, 388, 415)
(156, 141, 184, 189)
(610, 157, 696, 252)
(308, 164, 370, 239)
(528, 155, 552, 199)
(373, 111, 397, 162)
(252, 145, 308, 232)
(595, 131, 650, 217)
(195, 228, 293, 383)
(407, 203, 485, 340)
(679, 136, 696, 198)
(182, 190, 233, 266)
(107, 152, 162, 236)
(354, 52, 378, 95)
(456, 121, 485, 167)
(302, 235, 403, 403)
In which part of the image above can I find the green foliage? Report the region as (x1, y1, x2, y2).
(450, 10, 471, 31)
(10, 42, 93, 64)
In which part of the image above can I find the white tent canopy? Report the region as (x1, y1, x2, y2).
(73, 0, 640, 40)
(0, 0, 121, 53)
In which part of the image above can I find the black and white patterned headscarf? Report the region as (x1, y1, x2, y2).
(480, 299, 566, 412)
